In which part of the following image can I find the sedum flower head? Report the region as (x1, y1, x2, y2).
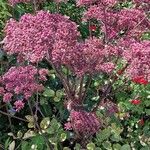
(8, 0, 43, 6)
(1, 65, 46, 110)
(67, 110, 101, 137)
(4, 11, 79, 63)
(122, 40, 150, 81)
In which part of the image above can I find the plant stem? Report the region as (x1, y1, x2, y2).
(28, 100, 53, 149)
(46, 57, 73, 100)
(0, 110, 28, 122)
(78, 76, 84, 102)
(82, 75, 92, 103)
(6, 106, 13, 132)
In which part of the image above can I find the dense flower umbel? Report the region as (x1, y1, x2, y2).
(122, 40, 150, 80)
(8, 0, 68, 5)
(8, 0, 44, 6)
(0, 65, 45, 110)
(2, 65, 44, 99)
(76, 0, 116, 6)
(66, 110, 100, 137)
(4, 11, 79, 63)
(133, 0, 150, 11)
(83, 6, 149, 40)
(8, 0, 30, 5)
(58, 37, 118, 76)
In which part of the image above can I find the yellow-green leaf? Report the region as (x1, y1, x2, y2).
(40, 117, 50, 129)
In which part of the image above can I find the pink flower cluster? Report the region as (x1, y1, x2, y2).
(76, 0, 116, 6)
(8, 0, 30, 6)
(4, 11, 79, 63)
(8, 0, 44, 6)
(122, 40, 150, 81)
(84, 7, 149, 40)
(0, 65, 46, 111)
(56, 37, 118, 76)
(14, 100, 25, 111)
(133, 0, 150, 11)
(65, 110, 101, 136)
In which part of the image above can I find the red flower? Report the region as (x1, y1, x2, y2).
(89, 25, 97, 31)
(130, 99, 141, 105)
(138, 118, 144, 126)
(132, 76, 149, 85)
(117, 69, 124, 75)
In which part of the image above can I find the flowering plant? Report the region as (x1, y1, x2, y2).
(0, 0, 149, 149)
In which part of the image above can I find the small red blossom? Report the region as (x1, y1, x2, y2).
(138, 118, 144, 126)
(132, 76, 149, 85)
(117, 65, 128, 75)
(130, 99, 141, 105)
(117, 69, 124, 75)
(89, 25, 97, 31)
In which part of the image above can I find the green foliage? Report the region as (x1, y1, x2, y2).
(0, 0, 11, 38)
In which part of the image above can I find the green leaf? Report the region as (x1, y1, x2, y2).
(56, 90, 64, 98)
(8, 141, 15, 150)
(46, 127, 55, 134)
(21, 141, 29, 150)
(113, 144, 122, 150)
(96, 128, 111, 142)
(31, 135, 45, 150)
(4, 138, 11, 149)
(49, 137, 57, 145)
(63, 147, 71, 150)
(145, 109, 150, 115)
(25, 115, 34, 122)
(74, 143, 81, 150)
(17, 131, 23, 138)
(120, 144, 131, 150)
(28, 122, 35, 129)
(102, 141, 112, 150)
(54, 96, 61, 102)
(140, 146, 150, 150)
(110, 134, 122, 142)
(95, 148, 102, 150)
(43, 88, 55, 97)
(22, 130, 36, 139)
(40, 117, 50, 129)
(87, 142, 96, 150)
(60, 132, 67, 142)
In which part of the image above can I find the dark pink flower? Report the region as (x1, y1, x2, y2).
(3, 93, 13, 103)
(0, 87, 5, 95)
(69, 110, 101, 136)
(64, 122, 72, 130)
(14, 100, 25, 111)
(4, 11, 79, 63)
(39, 69, 49, 81)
